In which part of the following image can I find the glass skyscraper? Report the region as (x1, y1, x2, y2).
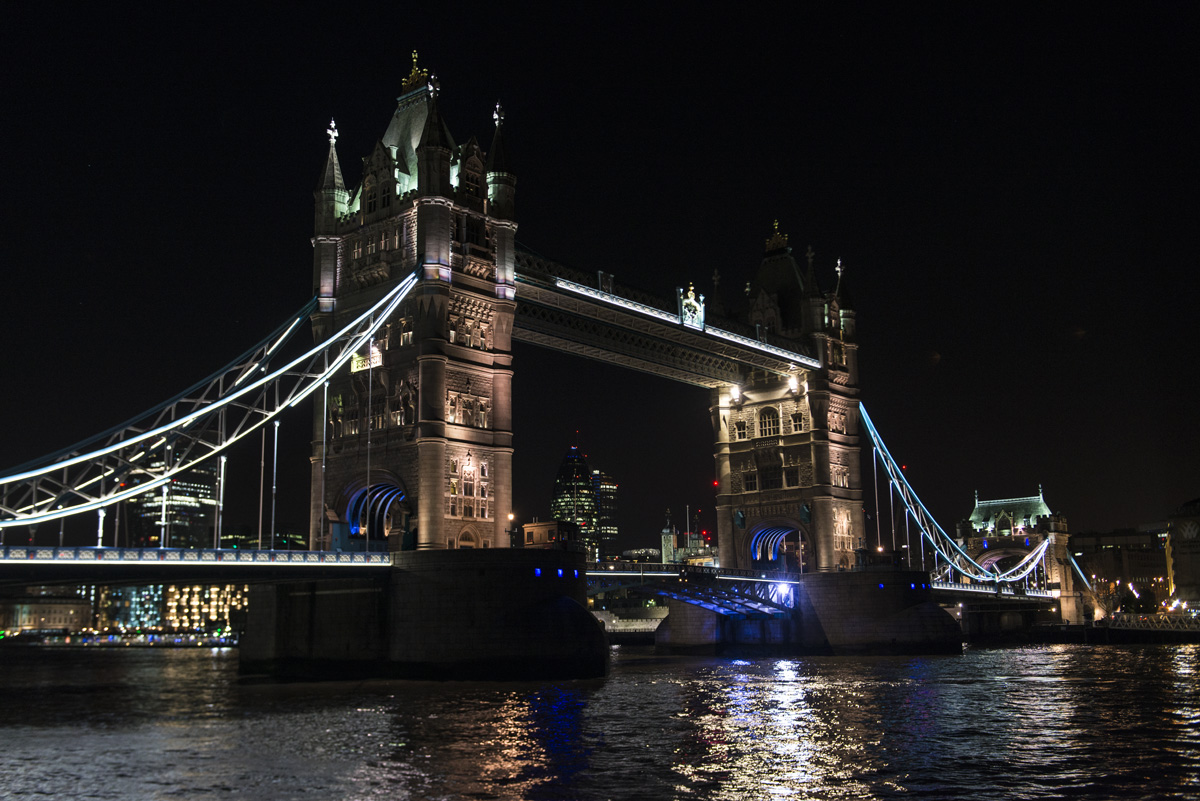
(592, 469, 619, 559)
(549, 447, 599, 560)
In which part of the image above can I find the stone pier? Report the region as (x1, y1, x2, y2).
(655, 570, 961, 655)
(240, 549, 607, 680)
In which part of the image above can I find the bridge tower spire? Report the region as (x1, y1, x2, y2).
(308, 62, 517, 553)
(313, 119, 348, 329)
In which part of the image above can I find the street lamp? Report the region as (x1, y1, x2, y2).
(506, 513, 521, 547)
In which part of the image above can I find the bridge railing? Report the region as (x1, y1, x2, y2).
(931, 579, 1055, 599)
(590, 561, 801, 584)
(1105, 611, 1200, 632)
(0, 546, 392, 566)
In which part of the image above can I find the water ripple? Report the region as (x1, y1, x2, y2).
(0, 644, 1198, 799)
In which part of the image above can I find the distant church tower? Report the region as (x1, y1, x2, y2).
(309, 54, 517, 551)
(711, 223, 864, 571)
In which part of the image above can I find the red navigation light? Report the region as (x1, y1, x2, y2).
(712, 480, 719, 487)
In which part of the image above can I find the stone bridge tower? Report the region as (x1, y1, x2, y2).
(308, 56, 517, 552)
(713, 225, 864, 572)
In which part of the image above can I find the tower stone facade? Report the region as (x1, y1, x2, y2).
(309, 57, 516, 552)
(712, 225, 864, 572)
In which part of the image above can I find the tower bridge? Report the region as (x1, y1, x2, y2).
(0, 59, 1077, 677)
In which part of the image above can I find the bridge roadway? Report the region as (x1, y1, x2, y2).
(0, 547, 1057, 612)
(0, 545, 391, 586)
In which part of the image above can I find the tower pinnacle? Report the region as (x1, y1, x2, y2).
(402, 50, 430, 94)
(326, 119, 339, 145)
(766, 220, 789, 252)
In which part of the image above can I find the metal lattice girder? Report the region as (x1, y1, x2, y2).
(629, 578, 791, 618)
(512, 272, 817, 389)
(860, 404, 1051, 585)
(0, 271, 419, 529)
(645, 585, 785, 619)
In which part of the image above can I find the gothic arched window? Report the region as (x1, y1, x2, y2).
(758, 407, 780, 438)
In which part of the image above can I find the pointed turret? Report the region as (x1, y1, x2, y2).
(707, 268, 727, 318)
(486, 102, 516, 221)
(832, 258, 856, 339)
(313, 120, 347, 316)
(803, 244, 820, 298)
(314, 119, 348, 235)
(745, 221, 806, 336)
(416, 77, 454, 197)
(486, 101, 518, 294)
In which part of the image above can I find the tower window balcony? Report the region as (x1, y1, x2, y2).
(758, 407, 780, 438)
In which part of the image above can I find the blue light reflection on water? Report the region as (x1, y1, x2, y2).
(0, 644, 1197, 799)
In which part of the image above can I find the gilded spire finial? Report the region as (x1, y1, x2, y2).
(806, 245, 815, 270)
(326, 119, 339, 145)
(765, 219, 789, 252)
(494, 101, 505, 127)
(402, 50, 431, 93)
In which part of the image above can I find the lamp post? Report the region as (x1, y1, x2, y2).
(507, 513, 521, 547)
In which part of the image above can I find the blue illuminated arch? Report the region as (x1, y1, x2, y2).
(747, 518, 811, 567)
(342, 475, 409, 538)
(750, 526, 795, 561)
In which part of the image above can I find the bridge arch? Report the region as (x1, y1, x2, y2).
(452, 524, 489, 549)
(338, 470, 412, 542)
(747, 517, 811, 572)
(975, 548, 1033, 574)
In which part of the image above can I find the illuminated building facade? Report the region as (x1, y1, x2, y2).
(310, 54, 516, 552)
(522, 519, 580, 549)
(0, 594, 91, 634)
(103, 585, 166, 631)
(125, 460, 218, 549)
(591, 469, 618, 558)
(549, 447, 599, 559)
(164, 584, 248, 632)
(713, 224, 864, 571)
(955, 487, 1081, 620)
(1165, 498, 1200, 603)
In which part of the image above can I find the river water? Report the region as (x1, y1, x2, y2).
(0, 644, 1196, 800)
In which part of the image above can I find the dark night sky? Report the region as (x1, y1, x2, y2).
(2, 5, 1196, 550)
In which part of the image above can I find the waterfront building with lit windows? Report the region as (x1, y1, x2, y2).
(164, 584, 248, 633)
(102, 585, 167, 631)
(549, 447, 599, 560)
(522, 519, 581, 549)
(0, 593, 91, 634)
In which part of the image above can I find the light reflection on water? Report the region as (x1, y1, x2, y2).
(0, 644, 1197, 799)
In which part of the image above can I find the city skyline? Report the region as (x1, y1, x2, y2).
(1, 7, 1195, 550)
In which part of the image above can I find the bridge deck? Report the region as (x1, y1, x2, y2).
(0, 546, 390, 586)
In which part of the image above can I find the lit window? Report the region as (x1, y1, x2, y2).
(735, 421, 747, 440)
(758, 407, 780, 438)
